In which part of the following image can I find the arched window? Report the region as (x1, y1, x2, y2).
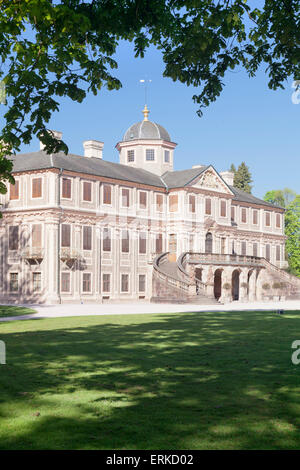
(205, 232, 213, 253)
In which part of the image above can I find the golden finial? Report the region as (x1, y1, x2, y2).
(143, 104, 150, 121)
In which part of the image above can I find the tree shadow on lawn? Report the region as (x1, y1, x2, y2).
(0, 310, 300, 450)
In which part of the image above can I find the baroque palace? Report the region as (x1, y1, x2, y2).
(0, 106, 299, 305)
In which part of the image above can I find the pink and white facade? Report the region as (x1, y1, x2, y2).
(0, 108, 299, 304)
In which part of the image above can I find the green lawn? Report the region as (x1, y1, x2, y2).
(0, 305, 36, 318)
(0, 309, 300, 450)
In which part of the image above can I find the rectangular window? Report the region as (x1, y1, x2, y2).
(61, 272, 70, 292)
(189, 195, 196, 213)
(156, 233, 163, 254)
(276, 213, 281, 228)
(220, 200, 226, 217)
(121, 188, 130, 207)
(121, 274, 129, 292)
(32, 177, 42, 198)
(33, 272, 41, 292)
(205, 198, 211, 215)
(253, 243, 258, 257)
(121, 230, 129, 253)
(231, 206, 235, 221)
(241, 208, 247, 223)
(221, 237, 226, 254)
(127, 150, 134, 162)
(169, 194, 178, 212)
(32, 224, 42, 248)
(83, 181, 92, 202)
(103, 227, 111, 252)
(164, 150, 170, 163)
(139, 191, 147, 209)
(9, 226, 19, 250)
(265, 211, 271, 227)
(146, 149, 155, 161)
(156, 194, 163, 212)
(61, 224, 71, 248)
(9, 272, 18, 292)
(10, 180, 19, 200)
(241, 241, 247, 255)
(266, 244, 270, 261)
(82, 273, 91, 292)
(139, 274, 146, 292)
(103, 184, 112, 205)
(62, 178, 72, 199)
(139, 232, 147, 254)
(276, 245, 281, 261)
(102, 273, 111, 292)
(253, 209, 258, 225)
(83, 226, 92, 250)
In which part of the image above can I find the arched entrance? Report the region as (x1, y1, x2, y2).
(232, 270, 240, 301)
(205, 232, 213, 253)
(214, 269, 222, 300)
(195, 268, 202, 281)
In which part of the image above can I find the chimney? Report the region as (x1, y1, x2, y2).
(40, 130, 63, 150)
(83, 140, 104, 159)
(220, 170, 234, 186)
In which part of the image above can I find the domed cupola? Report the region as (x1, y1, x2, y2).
(116, 106, 177, 176)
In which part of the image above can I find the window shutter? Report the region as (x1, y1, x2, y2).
(220, 200, 226, 217)
(61, 224, 71, 247)
(122, 230, 129, 253)
(265, 212, 271, 226)
(9, 226, 19, 250)
(103, 228, 111, 251)
(122, 188, 130, 207)
(83, 182, 92, 201)
(83, 226, 92, 250)
(231, 206, 235, 221)
(139, 232, 146, 254)
(241, 208, 247, 223)
(32, 178, 42, 198)
(276, 213, 281, 228)
(103, 185, 112, 204)
(169, 194, 178, 212)
(139, 191, 147, 209)
(62, 178, 71, 198)
(253, 210, 258, 224)
(10, 180, 19, 200)
(156, 194, 163, 212)
(189, 195, 196, 213)
(156, 233, 162, 254)
(205, 198, 211, 215)
(32, 224, 42, 248)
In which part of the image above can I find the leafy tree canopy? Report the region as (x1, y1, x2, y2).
(264, 188, 297, 208)
(285, 195, 300, 277)
(0, 0, 299, 193)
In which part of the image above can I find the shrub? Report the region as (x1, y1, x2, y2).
(262, 283, 270, 290)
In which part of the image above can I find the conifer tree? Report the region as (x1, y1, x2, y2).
(233, 162, 253, 194)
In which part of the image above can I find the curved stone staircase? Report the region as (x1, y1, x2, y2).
(151, 252, 218, 304)
(151, 251, 300, 303)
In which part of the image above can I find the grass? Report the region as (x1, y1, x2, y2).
(0, 309, 300, 449)
(0, 306, 36, 318)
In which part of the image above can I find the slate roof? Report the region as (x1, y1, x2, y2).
(10, 151, 281, 209)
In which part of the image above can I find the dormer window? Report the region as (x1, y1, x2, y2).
(164, 150, 170, 163)
(127, 150, 134, 162)
(146, 149, 155, 161)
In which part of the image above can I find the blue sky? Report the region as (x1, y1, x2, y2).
(19, 40, 299, 199)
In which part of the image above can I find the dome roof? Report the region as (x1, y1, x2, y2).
(123, 120, 170, 142)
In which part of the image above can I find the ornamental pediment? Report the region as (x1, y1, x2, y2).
(191, 167, 233, 195)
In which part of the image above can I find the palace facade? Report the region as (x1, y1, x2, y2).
(0, 106, 299, 304)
